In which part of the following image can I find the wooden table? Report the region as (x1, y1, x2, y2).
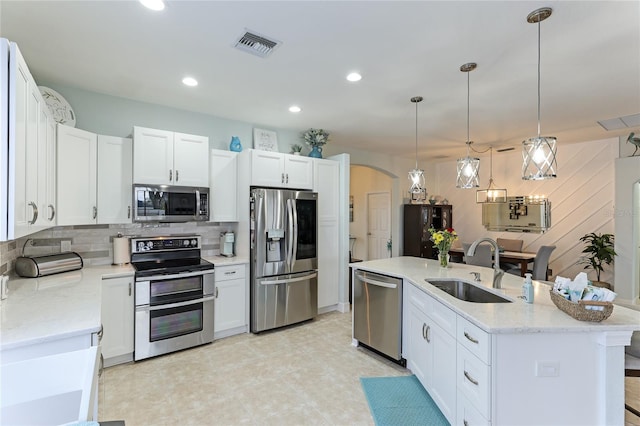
(449, 248, 536, 277)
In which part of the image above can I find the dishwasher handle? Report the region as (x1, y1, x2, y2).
(355, 271, 398, 289)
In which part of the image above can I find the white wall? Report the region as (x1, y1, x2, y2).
(431, 137, 618, 284)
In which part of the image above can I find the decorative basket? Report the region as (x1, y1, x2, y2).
(549, 290, 614, 322)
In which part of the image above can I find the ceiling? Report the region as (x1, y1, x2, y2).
(1, 1, 639, 161)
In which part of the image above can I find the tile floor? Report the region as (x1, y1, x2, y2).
(98, 312, 407, 425)
(99, 311, 640, 426)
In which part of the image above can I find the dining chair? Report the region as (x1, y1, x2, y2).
(496, 238, 523, 252)
(625, 331, 640, 417)
(506, 245, 556, 280)
(462, 242, 493, 268)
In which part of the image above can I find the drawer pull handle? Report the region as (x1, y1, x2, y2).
(225, 271, 236, 275)
(463, 421, 469, 426)
(464, 331, 479, 344)
(425, 325, 431, 343)
(422, 323, 427, 340)
(464, 370, 479, 386)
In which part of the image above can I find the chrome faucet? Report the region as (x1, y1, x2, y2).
(469, 272, 481, 281)
(467, 238, 504, 289)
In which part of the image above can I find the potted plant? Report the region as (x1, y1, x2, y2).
(290, 144, 303, 155)
(578, 232, 617, 289)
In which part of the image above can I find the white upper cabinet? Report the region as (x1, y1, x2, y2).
(57, 125, 97, 226)
(249, 150, 313, 189)
(97, 135, 132, 224)
(133, 126, 209, 187)
(5, 41, 55, 239)
(209, 149, 238, 222)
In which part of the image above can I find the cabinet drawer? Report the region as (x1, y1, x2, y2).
(457, 316, 491, 364)
(457, 344, 491, 419)
(215, 265, 245, 282)
(408, 284, 456, 336)
(457, 391, 491, 426)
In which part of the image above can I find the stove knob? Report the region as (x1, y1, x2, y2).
(191, 239, 197, 247)
(146, 242, 153, 250)
(138, 242, 145, 251)
(183, 240, 190, 247)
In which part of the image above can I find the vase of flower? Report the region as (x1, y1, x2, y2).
(303, 128, 329, 159)
(428, 227, 457, 269)
(438, 251, 450, 268)
(309, 145, 323, 158)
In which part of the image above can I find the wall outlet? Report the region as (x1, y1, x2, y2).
(61, 240, 71, 252)
(535, 361, 560, 377)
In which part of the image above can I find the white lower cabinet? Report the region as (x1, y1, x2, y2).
(403, 284, 456, 423)
(214, 264, 247, 338)
(101, 276, 134, 367)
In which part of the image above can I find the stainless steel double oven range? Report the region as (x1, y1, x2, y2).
(131, 235, 214, 361)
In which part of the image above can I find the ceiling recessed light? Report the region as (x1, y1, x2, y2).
(346, 72, 362, 82)
(140, 0, 165, 11)
(182, 77, 198, 87)
(289, 106, 301, 113)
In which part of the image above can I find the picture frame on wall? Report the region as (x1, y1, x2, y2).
(253, 128, 279, 152)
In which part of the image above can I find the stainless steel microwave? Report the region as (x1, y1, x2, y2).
(133, 185, 209, 222)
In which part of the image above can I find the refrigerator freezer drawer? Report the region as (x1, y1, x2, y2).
(251, 271, 318, 333)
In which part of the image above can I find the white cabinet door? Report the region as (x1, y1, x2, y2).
(314, 159, 340, 309)
(35, 98, 48, 227)
(132, 126, 174, 185)
(407, 300, 430, 384)
(250, 150, 286, 187)
(101, 276, 134, 367)
(44, 115, 57, 225)
(173, 132, 209, 187)
(430, 320, 457, 422)
(57, 124, 97, 225)
(285, 155, 314, 189)
(214, 264, 247, 337)
(209, 149, 237, 222)
(97, 135, 132, 224)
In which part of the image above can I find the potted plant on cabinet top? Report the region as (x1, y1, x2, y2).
(290, 144, 303, 155)
(578, 232, 617, 289)
(302, 128, 329, 158)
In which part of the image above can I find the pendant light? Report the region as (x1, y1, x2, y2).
(522, 7, 557, 180)
(408, 96, 427, 202)
(476, 147, 507, 203)
(456, 62, 480, 188)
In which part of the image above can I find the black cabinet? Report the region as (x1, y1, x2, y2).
(402, 204, 453, 259)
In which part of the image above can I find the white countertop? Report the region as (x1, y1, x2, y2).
(0, 265, 135, 351)
(0, 256, 249, 352)
(351, 257, 640, 334)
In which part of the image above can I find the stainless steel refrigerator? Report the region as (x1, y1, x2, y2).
(250, 188, 318, 333)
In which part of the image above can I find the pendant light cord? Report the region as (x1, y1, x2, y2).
(466, 70, 471, 156)
(415, 100, 419, 169)
(537, 19, 541, 138)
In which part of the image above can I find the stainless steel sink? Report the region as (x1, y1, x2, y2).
(425, 279, 512, 303)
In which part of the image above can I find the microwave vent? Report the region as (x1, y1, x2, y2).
(234, 31, 280, 58)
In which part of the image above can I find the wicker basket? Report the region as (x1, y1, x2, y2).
(549, 290, 614, 322)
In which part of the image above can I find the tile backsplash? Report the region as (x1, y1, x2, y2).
(0, 222, 234, 275)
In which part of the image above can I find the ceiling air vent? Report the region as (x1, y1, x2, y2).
(597, 113, 640, 131)
(234, 31, 281, 58)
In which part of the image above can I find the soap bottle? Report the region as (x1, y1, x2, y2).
(522, 273, 534, 304)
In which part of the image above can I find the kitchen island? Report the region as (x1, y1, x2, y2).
(352, 257, 640, 426)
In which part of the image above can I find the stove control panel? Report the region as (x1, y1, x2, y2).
(131, 236, 201, 253)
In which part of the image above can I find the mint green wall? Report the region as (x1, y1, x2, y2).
(38, 81, 301, 153)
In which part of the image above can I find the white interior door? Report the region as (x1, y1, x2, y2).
(367, 192, 390, 260)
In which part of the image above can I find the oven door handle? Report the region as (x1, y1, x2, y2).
(137, 269, 215, 282)
(140, 295, 216, 311)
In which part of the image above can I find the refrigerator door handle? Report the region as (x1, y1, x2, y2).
(286, 198, 295, 271)
(260, 272, 318, 285)
(291, 198, 298, 270)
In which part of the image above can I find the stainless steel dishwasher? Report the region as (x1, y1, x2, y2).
(353, 269, 404, 365)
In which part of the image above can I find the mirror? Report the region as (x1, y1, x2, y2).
(482, 196, 550, 233)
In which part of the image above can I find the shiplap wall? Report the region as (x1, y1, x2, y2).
(431, 137, 617, 283)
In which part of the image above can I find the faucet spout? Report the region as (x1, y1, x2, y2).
(467, 237, 504, 289)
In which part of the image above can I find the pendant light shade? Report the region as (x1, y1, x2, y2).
(408, 96, 427, 201)
(522, 7, 557, 180)
(456, 62, 480, 188)
(476, 147, 507, 203)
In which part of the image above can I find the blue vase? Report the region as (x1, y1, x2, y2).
(229, 136, 242, 152)
(309, 146, 322, 158)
